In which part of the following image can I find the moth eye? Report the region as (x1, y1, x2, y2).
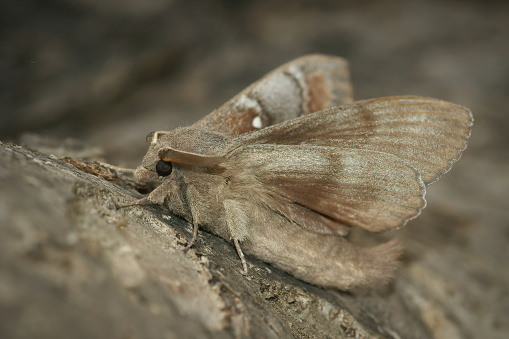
(155, 160, 173, 176)
(145, 131, 156, 144)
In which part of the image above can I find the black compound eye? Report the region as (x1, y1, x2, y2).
(155, 160, 172, 176)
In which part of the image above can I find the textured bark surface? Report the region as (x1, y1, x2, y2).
(1, 1, 509, 338)
(1, 141, 430, 338)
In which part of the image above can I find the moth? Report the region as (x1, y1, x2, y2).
(118, 54, 473, 290)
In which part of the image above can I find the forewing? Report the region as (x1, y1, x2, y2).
(241, 96, 473, 184)
(227, 145, 426, 233)
(192, 54, 353, 135)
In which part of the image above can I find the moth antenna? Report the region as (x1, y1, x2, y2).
(233, 239, 248, 275)
(98, 161, 136, 174)
(116, 196, 150, 209)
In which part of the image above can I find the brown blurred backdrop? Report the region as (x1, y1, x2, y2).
(2, 0, 508, 165)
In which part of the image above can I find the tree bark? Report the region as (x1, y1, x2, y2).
(1, 140, 439, 338)
(4, 128, 505, 338)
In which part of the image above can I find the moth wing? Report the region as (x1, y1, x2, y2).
(242, 96, 473, 184)
(192, 54, 353, 135)
(228, 145, 426, 233)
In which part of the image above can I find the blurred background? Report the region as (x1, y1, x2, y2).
(2, 0, 507, 165)
(1, 0, 508, 337)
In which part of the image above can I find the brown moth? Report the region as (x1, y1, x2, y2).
(121, 54, 473, 290)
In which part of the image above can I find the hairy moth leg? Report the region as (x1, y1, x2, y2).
(224, 199, 250, 274)
(184, 222, 199, 253)
(233, 239, 248, 275)
(184, 185, 203, 252)
(115, 180, 171, 209)
(116, 196, 150, 209)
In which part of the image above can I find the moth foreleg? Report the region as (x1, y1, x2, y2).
(116, 196, 150, 209)
(116, 180, 172, 209)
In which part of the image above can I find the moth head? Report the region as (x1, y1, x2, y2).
(134, 127, 229, 185)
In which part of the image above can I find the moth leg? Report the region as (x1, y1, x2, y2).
(223, 199, 250, 274)
(116, 196, 150, 209)
(183, 185, 202, 253)
(184, 222, 199, 253)
(116, 179, 173, 209)
(233, 238, 248, 275)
